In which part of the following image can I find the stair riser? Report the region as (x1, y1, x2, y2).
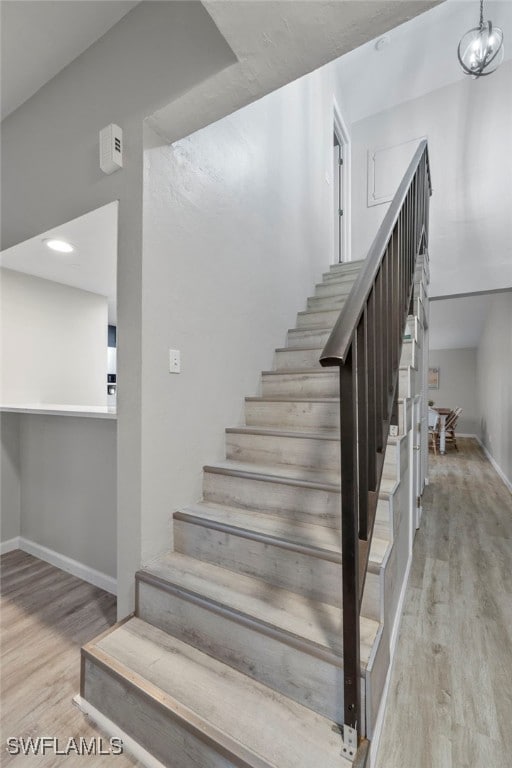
(174, 518, 380, 616)
(396, 398, 412, 436)
(314, 282, 353, 299)
(245, 400, 338, 429)
(226, 432, 340, 470)
(137, 580, 348, 722)
(329, 262, 363, 276)
(400, 340, 418, 369)
(399, 367, 416, 399)
(307, 295, 347, 311)
(261, 372, 339, 398)
(321, 270, 360, 284)
(275, 344, 419, 378)
(174, 518, 341, 605)
(274, 347, 322, 370)
(203, 470, 341, 528)
(226, 432, 399, 476)
(286, 328, 332, 348)
(405, 315, 422, 344)
(322, 273, 360, 285)
(82, 658, 239, 768)
(374, 497, 393, 541)
(296, 310, 340, 329)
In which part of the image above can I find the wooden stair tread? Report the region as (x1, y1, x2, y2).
(275, 345, 324, 353)
(245, 396, 338, 403)
(175, 501, 390, 566)
(87, 617, 353, 768)
(227, 425, 341, 440)
(205, 458, 398, 501)
(204, 458, 341, 487)
(138, 552, 380, 664)
(261, 367, 337, 376)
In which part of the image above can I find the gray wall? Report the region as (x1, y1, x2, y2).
(349, 59, 512, 298)
(141, 66, 346, 562)
(20, 415, 117, 578)
(0, 1, 236, 615)
(0, 413, 21, 544)
(428, 348, 479, 436)
(477, 292, 512, 485)
(1, 269, 108, 406)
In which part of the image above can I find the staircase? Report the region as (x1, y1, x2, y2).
(80, 143, 431, 767)
(79, 262, 417, 767)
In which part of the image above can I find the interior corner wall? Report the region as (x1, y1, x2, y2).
(477, 292, 512, 485)
(1, 269, 108, 406)
(427, 348, 479, 436)
(18, 414, 117, 579)
(0, 2, 236, 617)
(140, 66, 342, 563)
(348, 60, 512, 296)
(1, 413, 21, 544)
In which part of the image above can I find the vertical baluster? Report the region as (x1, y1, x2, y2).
(374, 267, 383, 453)
(392, 223, 400, 371)
(382, 250, 389, 431)
(366, 287, 377, 491)
(356, 314, 368, 540)
(339, 350, 361, 740)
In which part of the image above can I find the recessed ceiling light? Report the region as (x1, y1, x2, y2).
(43, 238, 75, 253)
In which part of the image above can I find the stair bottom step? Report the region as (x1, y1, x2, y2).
(82, 617, 354, 768)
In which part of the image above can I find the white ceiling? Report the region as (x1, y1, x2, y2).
(335, 0, 512, 124)
(0, 202, 118, 322)
(0, 0, 139, 120)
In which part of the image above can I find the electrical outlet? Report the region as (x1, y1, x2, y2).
(169, 349, 181, 374)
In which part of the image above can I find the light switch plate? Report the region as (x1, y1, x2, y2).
(169, 349, 181, 374)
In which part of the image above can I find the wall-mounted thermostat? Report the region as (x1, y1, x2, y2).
(100, 123, 123, 174)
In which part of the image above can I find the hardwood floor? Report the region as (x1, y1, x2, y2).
(0, 551, 141, 766)
(2, 437, 510, 767)
(376, 438, 512, 768)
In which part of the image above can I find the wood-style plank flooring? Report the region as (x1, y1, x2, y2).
(0, 551, 141, 766)
(376, 438, 512, 767)
(2, 438, 510, 767)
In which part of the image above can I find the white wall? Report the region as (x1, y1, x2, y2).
(348, 59, 512, 298)
(15, 414, 117, 578)
(477, 292, 512, 485)
(1, 269, 108, 406)
(0, 1, 236, 615)
(140, 66, 345, 562)
(0, 413, 21, 545)
(428, 348, 479, 436)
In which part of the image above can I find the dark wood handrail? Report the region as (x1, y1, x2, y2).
(318, 140, 431, 756)
(321, 140, 431, 366)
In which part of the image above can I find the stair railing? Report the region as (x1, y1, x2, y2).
(320, 140, 431, 756)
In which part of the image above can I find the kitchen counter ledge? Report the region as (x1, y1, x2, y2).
(0, 404, 117, 419)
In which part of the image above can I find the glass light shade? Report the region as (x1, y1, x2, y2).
(458, 21, 504, 77)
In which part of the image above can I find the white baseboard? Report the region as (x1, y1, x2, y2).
(475, 437, 512, 492)
(368, 550, 413, 768)
(17, 537, 117, 595)
(73, 696, 166, 768)
(0, 536, 21, 555)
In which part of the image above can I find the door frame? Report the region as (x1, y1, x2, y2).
(333, 99, 351, 264)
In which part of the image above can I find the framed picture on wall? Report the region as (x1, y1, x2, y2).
(428, 367, 440, 389)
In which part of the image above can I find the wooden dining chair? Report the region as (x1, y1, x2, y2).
(444, 407, 462, 451)
(428, 407, 440, 455)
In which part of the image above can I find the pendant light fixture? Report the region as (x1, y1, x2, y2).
(457, 0, 504, 78)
